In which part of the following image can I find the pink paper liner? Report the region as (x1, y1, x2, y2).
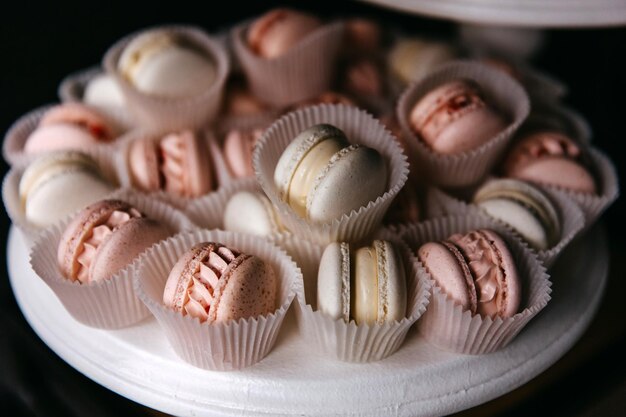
(2, 104, 123, 167)
(396, 60, 531, 187)
(231, 21, 345, 107)
(113, 128, 230, 210)
(57, 66, 136, 130)
(253, 103, 409, 245)
(28, 191, 191, 329)
(2, 148, 120, 246)
(271, 233, 431, 362)
(133, 229, 301, 371)
(397, 214, 551, 354)
(424, 184, 585, 268)
(103, 25, 230, 131)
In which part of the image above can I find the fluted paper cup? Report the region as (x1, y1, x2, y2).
(272, 233, 430, 362)
(397, 60, 530, 187)
(253, 103, 409, 245)
(133, 229, 301, 371)
(523, 102, 592, 145)
(398, 214, 551, 354)
(232, 21, 345, 107)
(29, 192, 191, 329)
(103, 25, 230, 131)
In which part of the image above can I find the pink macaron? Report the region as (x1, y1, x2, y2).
(57, 199, 172, 284)
(408, 79, 508, 154)
(501, 131, 597, 194)
(222, 128, 264, 179)
(162, 242, 277, 323)
(417, 229, 521, 318)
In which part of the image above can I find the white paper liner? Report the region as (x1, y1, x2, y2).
(103, 25, 230, 131)
(396, 60, 531, 187)
(217, 107, 281, 136)
(29, 192, 190, 329)
(113, 128, 230, 210)
(2, 147, 121, 246)
(253, 103, 409, 245)
(424, 185, 585, 268)
(3, 104, 123, 167)
(231, 21, 345, 107)
(57, 66, 136, 130)
(523, 102, 592, 145)
(272, 233, 430, 362)
(133, 229, 301, 371)
(397, 214, 551, 354)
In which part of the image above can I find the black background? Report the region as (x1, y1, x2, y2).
(1, 1, 625, 416)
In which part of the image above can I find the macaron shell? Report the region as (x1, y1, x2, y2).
(24, 124, 101, 154)
(431, 107, 507, 154)
(183, 132, 213, 196)
(128, 138, 161, 191)
(506, 157, 597, 194)
(84, 73, 126, 109)
(223, 191, 279, 236)
(162, 244, 201, 309)
(317, 242, 350, 321)
(307, 145, 387, 223)
(377, 240, 407, 322)
(39, 103, 112, 139)
(352, 245, 379, 324)
(223, 130, 255, 178)
(209, 255, 277, 323)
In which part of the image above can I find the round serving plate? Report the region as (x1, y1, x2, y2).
(8, 224, 608, 417)
(360, 0, 626, 27)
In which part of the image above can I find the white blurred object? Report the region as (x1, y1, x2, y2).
(458, 24, 545, 61)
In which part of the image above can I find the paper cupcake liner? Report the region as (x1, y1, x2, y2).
(133, 229, 301, 371)
(103, 25, 230, 131)
(253, 103, 409, 245)
(272, 233, 430, 362)
(113, 128, 230, 210)
(217, 108, 281, 136)
(425, 185, 585, 268)
(57, 66, 136, 130)
(514, 64, 568, 103)
(523, 102, 592, 145)
(397, 214, 551, 354)
(232, 21, 345, 108)
(2, 147, 120, 246)
(29, 192, 190, 329)
(396, 60, 531, 187)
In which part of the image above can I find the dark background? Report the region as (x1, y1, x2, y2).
(1, 1, 624, 416)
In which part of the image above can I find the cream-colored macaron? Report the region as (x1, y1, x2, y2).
(223, 190, 283, 236)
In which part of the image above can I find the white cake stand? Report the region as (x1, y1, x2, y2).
(8, 224, 608, 417)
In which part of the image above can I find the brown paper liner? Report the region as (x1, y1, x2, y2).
(253, 103, 409, 245)
(231, 21, 345, 108)
(397, 214, 551, 354)
(396, 60, 530, 187)
(425, 184, 585, 268)
(2, 148, 120, 246)
(133, 229, 301, 371)
(103, 25, 230, 131)
(29, 192, 191, 329)
(271, 234, 430, 362)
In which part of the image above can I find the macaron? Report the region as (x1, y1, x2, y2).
(57, 199, 172, 283)
(223, 190, 282, 236)
(409, 79, 508, 154)
(290, 92, 356, 111)
(223, 128, 264, 178)
(383, 182, 421, 225)
(24, 103, 115, 154)
(128, 130, 214, 197)
(19, 151, 116, 227)
(222, 78, 268, 117)
(341, 58, 385, 98)
(472, 178, 560, 250)
(387, 38, 456, 85)
(273, 123, 388, 223)
(162, 242, 277, 323)
(117, 29, 216, 98)
(343, 18, 382, 55)
(501, 131, 597, 194)
(417, 229, 521, 318)
(83, 73, 126, 110)
(317, 240, 407, 325)
(247, 8, 322, 59)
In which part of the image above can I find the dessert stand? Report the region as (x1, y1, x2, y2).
(8, 223, 608, 416)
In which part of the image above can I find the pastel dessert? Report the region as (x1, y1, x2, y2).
(223, 128, 264, 178)
(387, 38, 456, 85)
(317, 240, 407, 325)
(223, 190, 282, 236)
(473, 178, 560, 250)
(117, 29, 217, 98)
(83, 73, 126, 110)
(290, 92, 356, 111)
(57, 199, 172, 283)
(409, 79, 508, 154)
(344, 18, 382, 55)
(383, 182, 420, 225)
(24, 103, 115, 154)
(501, 131, 597, 194)
(128, 130, 214, 197)
(341, 58, 385, 98)
(19, 151, 116, 227)
(223, 77, 269, 117)
(247, 8, 322, 59)
(273, 123, 388, 223)
(162, 242, 277, 323)
(418, 229, 521, 318)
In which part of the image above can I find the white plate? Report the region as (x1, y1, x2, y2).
(361, 0, 626, 27)
(9, 224, 607, 416)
